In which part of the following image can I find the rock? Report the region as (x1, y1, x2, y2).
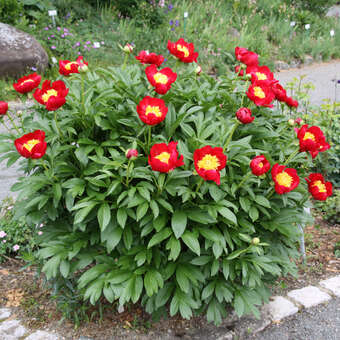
(25, 330, 60, 340)
(304, 55, 314, 66)
(289, 59, 301, 69)
(264, 296, 299, 322)
(0, 308, 11, 320)
(0, 23, 48, 79)
(0, 319, 28, 339)
(326, 5, 340, 17)
(319, 275, 340, 297)
(274, 61, 289, 71)
(287, 286, 332, 308)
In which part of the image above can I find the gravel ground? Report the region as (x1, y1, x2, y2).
(251, 298, 340, 340)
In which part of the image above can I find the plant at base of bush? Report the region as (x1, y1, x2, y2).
(0, 197, 36, 261)
(314, 189, 340, 225)
(0, 43, 332, 325)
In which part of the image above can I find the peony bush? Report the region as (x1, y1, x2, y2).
(0, 40, 333, 325)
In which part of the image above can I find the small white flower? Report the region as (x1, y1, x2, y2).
(13, 244, 20, 251)
(184, 12, 188, 18)
(305, 24, 310, 30)
(330, 29, 335, 37)
(290, 21, 296, 27)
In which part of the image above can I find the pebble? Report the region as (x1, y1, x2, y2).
(287, 286, 332, 308)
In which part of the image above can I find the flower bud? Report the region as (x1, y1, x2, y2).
(0, 101, 8, 115)
(126, 149, 138, 159)
(236, 107, 254, 124)
(79, 63, 89, 73)
(252, 237, 260, 245)
(195, 65, 202, 76)
(123, 43, 134, 53)
(288, 119, 295, 126)
(295, 117, 304, 125)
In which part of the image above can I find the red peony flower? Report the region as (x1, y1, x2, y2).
(148, 141, 184, 173)
(33, 80, 69, 111)
(250, 155, 271, 176)
(167, 38, 198, 63)
(235, 65, 244, 77)
(285, 96, 299, 108)
(295, 117, 304, 125)
(145, 64, 177, 95)
(305, 173, 332, 201)
(0, 101, 8, 115)
(246, 65, 274, 85)
(246, 82, 275, 107)
(14, 130, 47, 159)
(135, 50, 165, 67)
(271, 82, 287, 102)
(194, 146, 227, 185)
(13, 73, 41, 94)
(297, 125, 330, 158)
(236, 107, 255, 124)
(136, 96, 168, 125)
(235, 47, 258, 66)
(271, 163, 300, 194)
(59, 56, 88, 76)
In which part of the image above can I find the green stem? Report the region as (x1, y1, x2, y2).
(54, 110, 63, 140)
(122, 53, 129, 70)
(240, 80, 250, 107)
(6, 112, 20, 134)
(235, 171, 252, 191)
(81, 74, 85, 114)
(223, 121, 240, 152)
(284, 147, 300, 165)
(195, 178, 204, 193)
(146, 126, 152, 151)
(125, 160, 132, 186)
(267, 188, 275, 199)
(40, 160, 58, 181)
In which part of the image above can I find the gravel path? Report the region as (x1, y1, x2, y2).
(275, 59, 340, 106)
(252, 298, 340, 340)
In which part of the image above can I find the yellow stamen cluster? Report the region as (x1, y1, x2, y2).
(155, 152, 170, 164)
(154, 73, 168, 84)
(177, 45, 190, 57)
(23, 139, 39, 152)
(276, 172, 293, 187)
(313, 180, 326, 193)
(303, 132, 315, 141)
(197, 154, 220, 170)
(65, 61, 78, 71)
(42, 89, 58, 103)
(253, 86, 265, 99)
(145, 105, 162, 117)
(256, 72, 267, 80)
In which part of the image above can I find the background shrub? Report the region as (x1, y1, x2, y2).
(0, 0, 23, 25)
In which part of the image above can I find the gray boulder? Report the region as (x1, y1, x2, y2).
(0, 22, 48, 79)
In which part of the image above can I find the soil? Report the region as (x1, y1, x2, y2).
(0, 216, 339, 340)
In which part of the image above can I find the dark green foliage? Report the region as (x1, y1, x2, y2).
(0, 0, 23, 24)
(286, 0, 338, 16)
(0, 55, 317, 324)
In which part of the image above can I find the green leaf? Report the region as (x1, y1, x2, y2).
(234, 293, 245, 317)
(153, 214, 167, 232)
(176, 266, 190, 293)
(136, 201, 148, 221)
(239, 196, 251, 212)
(254, 195, 271, 208)
(249, 206, 259, 222)
(60, 260, 70, 278)
(227, 248, 248, 260)
(181, 232, 200, 256)
(167, 236, 181, 261)
(74, 202, 98, 224)
(171, 211, 187, 239)
(218, 207, 237, 224)
(148, 228, 172, 248)
(97, 203, 111, 231)
(156, 198, 173, 213)
(155, 283, 173, 308)
(117, 208, 127, 228)
(209, 185, 225, 202)
(150, 200, 159, 219)
(187, 210, 216, 224)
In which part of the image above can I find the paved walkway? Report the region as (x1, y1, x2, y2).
(275, 59, 340, 106)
